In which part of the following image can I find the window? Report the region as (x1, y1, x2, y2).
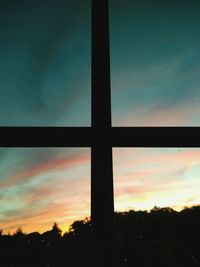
(110, 0, 200, 126)
(113, 148, 200, 212)
(1, 1, 200, 266)
(0, 0, 91, 126)
(0, 147, 90, 234)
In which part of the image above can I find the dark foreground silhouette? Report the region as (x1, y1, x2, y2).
(1, 205, 200, 267)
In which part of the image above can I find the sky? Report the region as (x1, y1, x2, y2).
(1, 147, 200, 234)
(0, 0, 200, 126)
(0, 148, 91, 234)
(113, 148, 200, 211)
(0, 0, 200, 233)
(0, 0, 91, 126)
(110, 0, 200, 126)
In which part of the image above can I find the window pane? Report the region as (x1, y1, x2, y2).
(113, 148, 200, 266)
(0, 0, 90, 126)
(113, 148, 200, 211)
(110, 0, 200, 126)
(0, 148, 90, 234)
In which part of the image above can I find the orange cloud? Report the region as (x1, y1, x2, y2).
(0, 151, 91, 234)
(1, 191, 90, 234)
(113, 148, 200, 212)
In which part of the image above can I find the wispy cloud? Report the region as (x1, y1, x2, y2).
(1, 175, 90, 234)
(0, 152, 90, 190)
(113, 148, 200, 211)
(0, 148, 90, 233)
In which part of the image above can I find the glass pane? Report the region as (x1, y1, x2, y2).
(0, 148, 90, 234)
(113, 148, 200, 266)
(113, 148, 200, 211)
(0, 0, 90, 126)
(110, 0, 200, 126)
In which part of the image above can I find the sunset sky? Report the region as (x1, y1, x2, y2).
(1, 148, 200, 234)
(0, 0, 200, 234)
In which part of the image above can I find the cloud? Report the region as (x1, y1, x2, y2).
(111, 0, 200, 127)
(0, 152, 90, 190)
(0, 148, 91, 233)
(0, 202, 74, 233)
(117, 104, 191, 126)
(113, 148, 200, 170)
(113, 148, 200, 211)
(1, 176, 90, 234)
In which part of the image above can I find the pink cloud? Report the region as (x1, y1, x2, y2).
(0, 152, 90, 189)
(113, 148, 200, 212)
(114, 148, 200, 171)
(0, 150, 91, 234)
(22, 174, 90, 206)
(116, 104, 194, 126)
(1, 172, 90, 234)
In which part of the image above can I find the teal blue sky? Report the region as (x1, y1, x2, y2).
(0, 0, 91, 126)
(0, 0, 200, 125)
(110, 0, 200, 125)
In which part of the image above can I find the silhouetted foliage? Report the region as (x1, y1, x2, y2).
(69, 217, 91, 236)
(52, 222, 62, 237)
(13, 227, 25, 237)
(0, 206, 200, 266)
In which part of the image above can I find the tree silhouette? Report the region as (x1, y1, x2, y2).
(0, 206, 200, 267)
(52, 222, 62, 237)
(69, 217, 91, 236)
(13, 227, 25, 237)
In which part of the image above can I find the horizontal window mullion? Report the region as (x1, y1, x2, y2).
(0, 127, 200, 147)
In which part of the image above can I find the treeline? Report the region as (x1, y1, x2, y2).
(0, 205, 200, 266)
